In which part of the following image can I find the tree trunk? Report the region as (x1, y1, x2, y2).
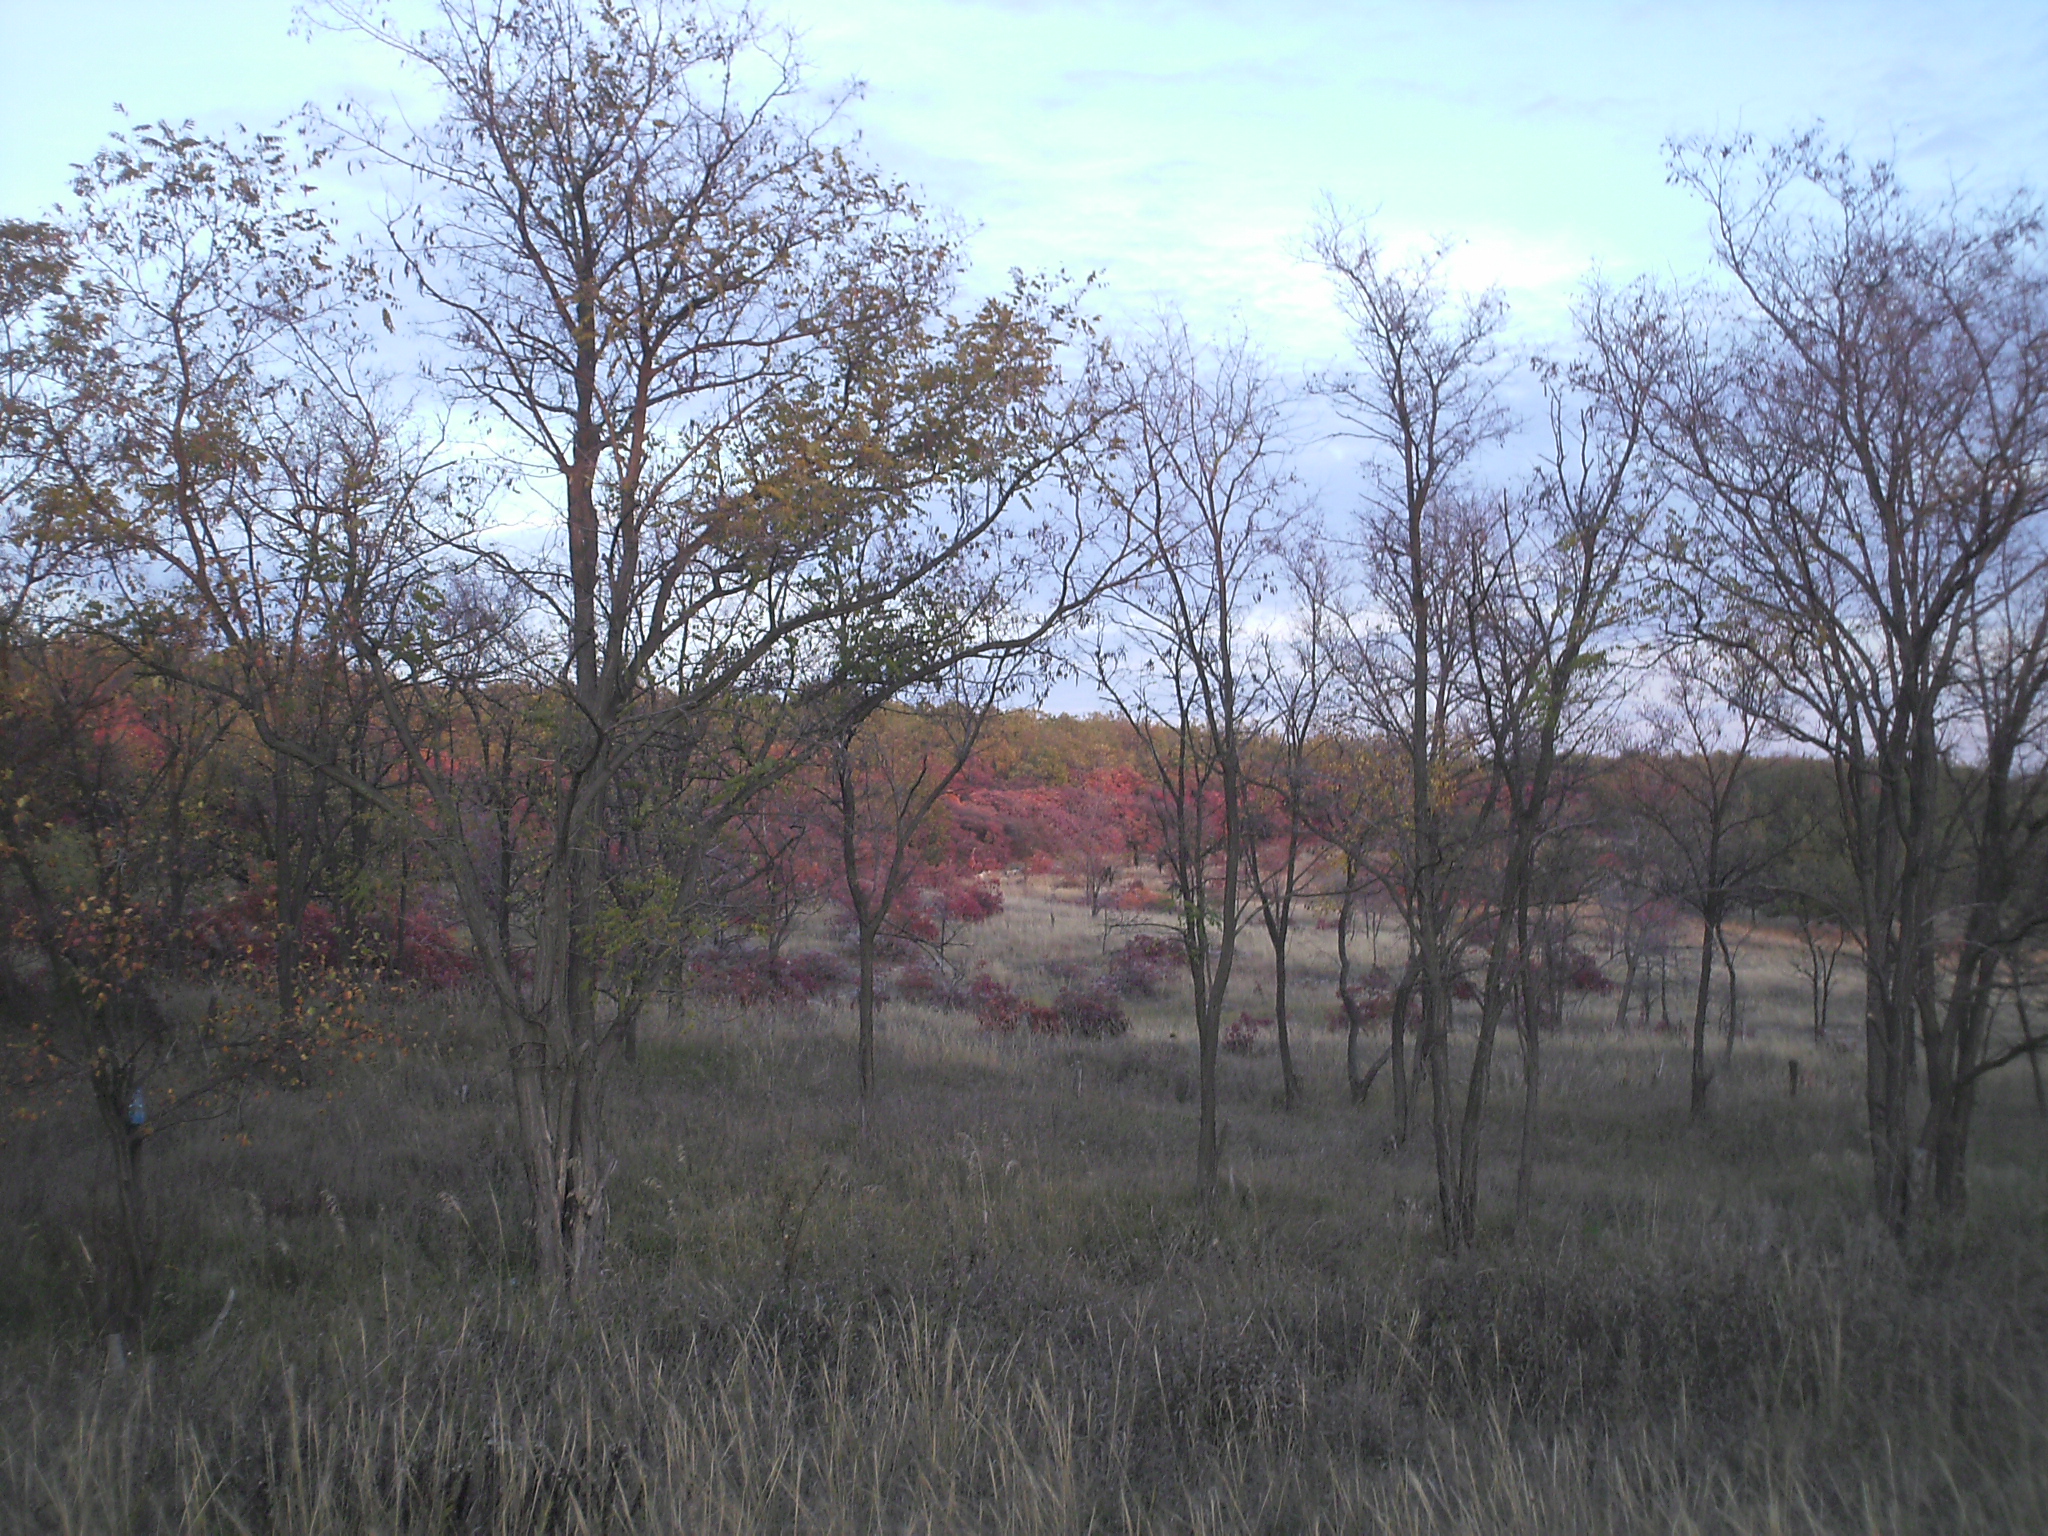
(1422, 976, 1456, 1247)
(2011, 962, 2046, 1117)
(1718, 921, 1741, 1065)
(1271, 924, 1298, 1109)
(92, 1072, 152, 1344)
(507, 1029, 566, 1284)
(1453, 932, 1513, 1249)
(1389, 960, 1415, 1141)
(857, 920, 880, 1100)
(1613, 940, 1639, 1033)
(1338, 885, 1366, 1098)
(1689, 909, 1717, 1117)
(1512, 920, 1542, 1228)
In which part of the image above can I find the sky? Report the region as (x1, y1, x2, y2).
(5, 0, 2044, 369)
(3, 0, 2044, 710)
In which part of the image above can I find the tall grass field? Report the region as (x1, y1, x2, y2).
(5, 886, 2046, 1533)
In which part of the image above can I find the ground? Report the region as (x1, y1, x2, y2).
(3, 881, 2045, 1533)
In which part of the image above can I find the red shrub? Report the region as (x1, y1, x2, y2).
(378, 905, 477, 989)
(1223, 1011, 1272, 1055)
(1564, 951, 1614, 995)
(1108, 933, 1182, 997)
(186, 885, 340, 976)
(971, 972, 1026, 1033)
(689, 947, 849, 1005)
(1050, 988, 1129, 1039)
(941, 879, 1005, 922)
(1112, 884, 1176, 913)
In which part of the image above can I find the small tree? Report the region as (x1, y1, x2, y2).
(1312, 213, 1508, 1245)
(1648, 132, 2048, 1228)
(1628, 657, 1784, 1116)
(822, 674, 1013, 1102)
(1243, 543, 1341, 1109)
(1095, 328, 1291, 1196)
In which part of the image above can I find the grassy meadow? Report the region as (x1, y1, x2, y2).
(4, 882, 2048, 1533)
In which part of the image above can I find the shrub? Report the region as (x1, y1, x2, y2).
(1223, 1011, 1271, 1054)
(940, 879, 1004, 923)
(1050, 988, 1128, 1039)
(688, 947, 849, 1006)
(1111, 884, 1176, 913)
(1107, 934, 1181, 998)
(1564, 950, 1614, 995)
(971, 972, 1026, 1033)
(894, 963, 955, 1007)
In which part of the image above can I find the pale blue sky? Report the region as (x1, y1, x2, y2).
(5, 0, 2043, 369)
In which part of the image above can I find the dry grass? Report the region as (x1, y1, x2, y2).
(3, 885, 2046, 1533)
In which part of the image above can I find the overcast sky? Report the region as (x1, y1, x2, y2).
(5, 0, 2044, 366)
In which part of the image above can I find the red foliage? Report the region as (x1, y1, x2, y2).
(1223, 1011, 1272, 1054)
(182, 884, 475, 990)
(1046, 988, 1129, 1039)
(1107, 933, 1181, 997)
(968, 973, 1127, 1038)
(971, 972, 1027, 1033)
(1111, 883, 1176, 912)
(688, 947, 850, 1006)
(185, 885, 340, 975)
(379, 906, 478, 989)
(1563, 951, 1614, 995)
(932, 876, 1004, 923)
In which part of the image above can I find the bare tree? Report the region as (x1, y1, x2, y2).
(1457, 321, 1649, 1231)
(1095, 328, 1291, 1196)
(1648, 132, 2048, 1229)
(823, 655, 1033, 1104)
(1244, 541, 1341, 1109)
(1312, 213, 1510, 1244)
(1628, 657, 1783, 1116)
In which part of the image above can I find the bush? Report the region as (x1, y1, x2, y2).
(940, 878, 1005, 922)
(1107, 934, 1182, 997)
(1564, 951, 1614, 995)
(688, 947, 849, 1006)
(1049, 988, 1128, 1039)
(971, 972, 1027, 1033)
(977, 978, 1128, 1038)
(1222, 1011, 1271, 1054)
(894, 963, 960, 1008)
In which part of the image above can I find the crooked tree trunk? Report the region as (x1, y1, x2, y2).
(2012, 961, 2047, 1118)
(1421, 972, 1455, 1248)
(1185, 915, 1233, 1198)
(1339, 887, 1367, 1097)
(1452, 930, 1512, 1250)
(270, 758, 309, 1021)
(1613, 939, 1639, 1033)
